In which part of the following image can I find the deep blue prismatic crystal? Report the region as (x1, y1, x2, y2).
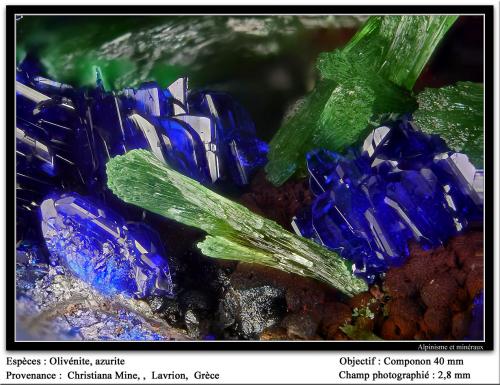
(89, 75, 267, 186)
(188, 91, 268, 185)
(39, 192, 174, 298)
(467, 290, 484, 340)
(293, 118, 484, 282)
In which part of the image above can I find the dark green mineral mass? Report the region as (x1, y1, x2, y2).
(414, 81, 484, 168)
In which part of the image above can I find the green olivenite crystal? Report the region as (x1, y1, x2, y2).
(106, 150, 368, 297)
(265, 79, 335, 183)
(315, 80, 375, 152)
(266, 15, 458, 186)
(340, 16, 458, 91)
(414, 81, 484, 168)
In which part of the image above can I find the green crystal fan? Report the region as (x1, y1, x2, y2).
(106, 150, 368, 297)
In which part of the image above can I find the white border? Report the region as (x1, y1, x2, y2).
(1, 1, 498, 384)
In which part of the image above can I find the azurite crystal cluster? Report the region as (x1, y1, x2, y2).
(16, 58, 267, 299)
(39, 192, 173, 298)
(293, 118, 483, 282)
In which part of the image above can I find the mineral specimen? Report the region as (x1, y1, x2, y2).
(381, 231, 483, 340)
(293, 118, 483, 281)
(106, 149, 368, 296)
(266, 15, 459, 186)
(39, 192, 174, 298)
(220, 285, 286, 339)
(16, 57, 267, 269)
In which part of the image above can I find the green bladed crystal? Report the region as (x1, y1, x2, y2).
(106, 149, 368, 296)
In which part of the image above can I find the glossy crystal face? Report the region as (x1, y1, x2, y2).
(294, 119, 483, 282)
(40, 192, 174, 298)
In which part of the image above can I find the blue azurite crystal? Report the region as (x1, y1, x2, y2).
(15, 79, 78, 179)
(39, 192, 174, 298)
(151, 116, 211, 183)
(466, 290, 484, 340)
(294, 118, 484, 281)
(188, 91, 268, 185)
(122, 81, 173, 117)
(16, 63, 90, 243)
